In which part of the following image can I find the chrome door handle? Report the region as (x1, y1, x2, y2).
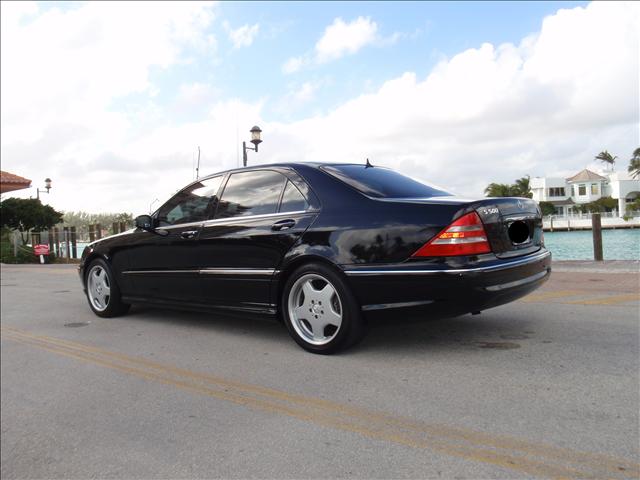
(271, 219, 296, 231)
(180, 230, 199, 239)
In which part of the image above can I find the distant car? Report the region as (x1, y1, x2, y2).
(79, 163, 550, 354)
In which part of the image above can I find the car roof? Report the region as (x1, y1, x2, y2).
(197, 161, 368, 181)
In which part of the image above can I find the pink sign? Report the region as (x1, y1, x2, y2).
(34, 244, 50, 256)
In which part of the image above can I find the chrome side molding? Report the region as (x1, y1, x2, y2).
(199, 268, 276, 276)
(123, 268, 277, 276)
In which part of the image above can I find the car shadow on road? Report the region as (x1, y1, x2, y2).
(123, 305, 538, 356)
(355, 311, 538, 355)
(125, 305, 286, 340)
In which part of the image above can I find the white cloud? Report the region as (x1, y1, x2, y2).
(224, 21, 259, 48)
(274, 2, 638, 196)
(282, 16, 382, 73)
(282, 56, 306, 74)
(1, 2, 638, 215)
(174, 82, 219, 111)
(273, 80, 330, 117)
(315, 16, 377, 63)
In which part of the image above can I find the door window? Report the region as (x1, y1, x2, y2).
(157, 176, 224, 226)
(279, 181, 309, 212)
(216, 170, 286, 219)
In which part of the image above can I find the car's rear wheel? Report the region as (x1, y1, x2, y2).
(282, 263, 365, 354)
(85, 259, 130, 318)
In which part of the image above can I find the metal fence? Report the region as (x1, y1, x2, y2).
(8, 221, 133, 261)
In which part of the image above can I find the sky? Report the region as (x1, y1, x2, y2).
(1, 1, 638, 214)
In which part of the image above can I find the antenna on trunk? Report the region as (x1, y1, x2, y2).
(196, 146, 201, 179)
(365, 158, 373, 168)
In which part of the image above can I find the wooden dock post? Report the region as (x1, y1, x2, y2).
(95, 223, 102, 239)
(592, 213, 603, 261)
(63, 227, 70, 260)
(89, 224, 95, 242)
(70, 226, 77, 259)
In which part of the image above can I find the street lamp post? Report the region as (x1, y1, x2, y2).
(242, 125, 263, 167)
(36, 178, 52, 200)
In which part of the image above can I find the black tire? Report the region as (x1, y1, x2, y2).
(281, 262, 366, 354)
(84, 258, 130, 318)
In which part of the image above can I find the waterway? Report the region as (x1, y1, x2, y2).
(544, 229, 640, 260)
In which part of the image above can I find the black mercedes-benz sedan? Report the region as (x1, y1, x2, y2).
(79, 162, 551, 354)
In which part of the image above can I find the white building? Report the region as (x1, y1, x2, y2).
(531, 168, 640, 216)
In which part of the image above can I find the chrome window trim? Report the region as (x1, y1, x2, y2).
(152, 210, 314, 231)
(343, 250, 551, 276)
(157, 221, 204, 231)
(202, 210, 310, 227)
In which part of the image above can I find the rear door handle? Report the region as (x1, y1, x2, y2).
(180, 230, 199, 239)
(271, 219, 296, 231)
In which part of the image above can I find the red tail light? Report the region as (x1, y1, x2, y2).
(412, 212, 492, 257)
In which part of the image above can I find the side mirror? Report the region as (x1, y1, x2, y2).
(134, 214, 168, 236)
(135, 214, 154, 231)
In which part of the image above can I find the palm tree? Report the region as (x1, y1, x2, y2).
(513, 175, 533, 198)
(595, 150, 617, 171)
(484, 183, 514, 197)
(628, 147, 640, 179)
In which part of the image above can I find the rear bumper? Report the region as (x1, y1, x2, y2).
(343, 250, 551, 317)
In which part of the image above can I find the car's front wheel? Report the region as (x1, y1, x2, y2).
(282, 263, 365, 354)
(85, 259, 130, 318)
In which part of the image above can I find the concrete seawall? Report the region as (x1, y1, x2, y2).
(543, 216, 640, 231)
(552, 259, 640, 273)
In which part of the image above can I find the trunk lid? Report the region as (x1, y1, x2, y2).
(376, 195, 543, 259)
(473, 198, 543, 258)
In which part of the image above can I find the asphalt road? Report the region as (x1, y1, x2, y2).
(1, 263, 639, 479)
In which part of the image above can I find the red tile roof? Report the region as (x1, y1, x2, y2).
(0, 170, 32, 193)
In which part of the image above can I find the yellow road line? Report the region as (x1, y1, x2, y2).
(521, 290, 583, 303)
(2, 325, 638, 479)
(566, 293, 639, 306)
(3, 326, 632, 476)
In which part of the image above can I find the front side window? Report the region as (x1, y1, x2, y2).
(216, 170, 285, 219)
(280, 181, 309, 212)
(591, 184, 599, 195)
(157, 176, 223, 227)
(578, 184, 586, 196)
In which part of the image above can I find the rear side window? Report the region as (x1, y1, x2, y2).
(321, 165, 451, 199)
(279, 181, 309, 212)
(216, 170, 285, 219)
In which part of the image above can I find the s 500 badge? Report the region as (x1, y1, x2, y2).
(480, 207, 499, 215)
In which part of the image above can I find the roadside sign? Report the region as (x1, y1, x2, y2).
(34, 244, 50, 256)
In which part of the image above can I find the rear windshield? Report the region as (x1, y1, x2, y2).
(321, 165, 451, 199)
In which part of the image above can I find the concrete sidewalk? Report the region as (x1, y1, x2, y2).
(553, 260, 640, 273)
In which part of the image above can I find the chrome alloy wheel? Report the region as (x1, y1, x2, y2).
(288, 273, 343, 346)
(87, 264, 111, 312)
